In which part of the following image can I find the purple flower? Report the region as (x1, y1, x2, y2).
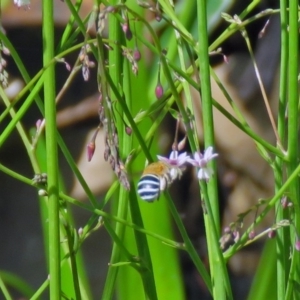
(157, 150, 190, 180)
(188, 146, 218, 181)
(157, 150, 189, 167)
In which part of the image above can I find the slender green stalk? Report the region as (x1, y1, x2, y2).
(127, 189, 158, 300)
(197, 1, 220, 223)
(285, 1, 300, 298)
(276, 0, 289, 299)
(174, 27, 198, 149)
(102, 7, 132, 298)
(210, 0, 264, 51)
(30, 279, 50, 300)
(58, 0, 83, 51)
(63, 0, 89, 35)
(120, 4, 284, 160)
(224, 162, 300, 260)
(60, 192, 185, 249)
(103, 220, 141, 268)
(34, 133, 91, 300)
(113, 22, 157, 299)
(63, 225, 82, 300)
(0, 164, 32, 185)
(165, 194, 212, 293)
(0, 271, 36, 299)
(165, 59, 284, 158)
(0, 88, 36, 167)
(0, 81, 43, 155)
(56, 133, 98, 207)
(239, 25, 281, 146)
(2, 166, 185, 252)
(197, 1, 232, 299)
(130, 20, 284, 157)
(247, 239, 277, 300)
(0, 275, 13, 300)
(42, 0, 61, 298)
(100, 63, 154, 163)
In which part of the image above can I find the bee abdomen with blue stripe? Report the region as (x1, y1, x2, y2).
(137, 174, 161, 202)
(137, 161, 173, 202)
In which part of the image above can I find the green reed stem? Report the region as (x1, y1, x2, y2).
(42, 0, 61, 298)
(197, 1, 232, 299)
(276, 0, 289, 299)
(285, 1, 300, 298)
(102, 7, 132, 298)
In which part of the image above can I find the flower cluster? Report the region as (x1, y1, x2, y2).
(157, 146, 218, 182)
(32, 173, 48, 185)
(79, 45, 95, 81)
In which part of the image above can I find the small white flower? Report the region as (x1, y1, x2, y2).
(187, 146, 218, 181)
(14, 0, 30, 9)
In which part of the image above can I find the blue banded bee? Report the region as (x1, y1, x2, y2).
(137, 161, 181, 202)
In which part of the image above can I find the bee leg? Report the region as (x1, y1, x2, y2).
(159, 177, 167, 191)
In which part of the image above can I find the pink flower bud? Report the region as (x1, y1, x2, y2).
(2, 46, 10, 56)
(87, 142, 96, 162)
(155, 2, 162, 22)
(1, 58, 7, 67)
(281, 196, 288, 209)
(122, 22, 132, 41)
(87, 127, 99, 162)
(223, 54, 229, 64)
(133, 49, 141, 62)
(178, 136, 187, 151)
(38, 189, 48, 196)
(155, 12, 162, 22)
(268, 230, 276, 239)
(295, 240, 300, 251)
(99, 93, 103, 103)
(125, 127, 132, 135)
(224, 226, 231, 234)
(78, 227, 83, 236)
(105, 6, 116, 13)
(79, 53, 85, 62)
(155, 83, 164, 99)
(88, 61, 96, 68)
(122, 22, 128, 33)
(248, 230, 255, 240)
(65, 62, 71, 71)
(36, 119, 42, 129)
(82, 65, 90, 81)
(233, 230, 240, 242)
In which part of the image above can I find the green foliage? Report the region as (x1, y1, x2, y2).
(0, 0, 299, 299)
